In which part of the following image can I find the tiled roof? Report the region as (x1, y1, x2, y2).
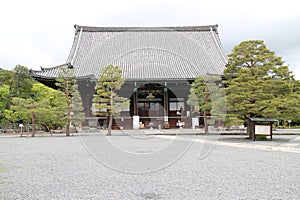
(30, 63, 71, 79)
(30, 63, 94, 80)
(32, 25, 227, 81)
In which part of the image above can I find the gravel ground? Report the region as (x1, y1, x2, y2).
(0, 133, 300, 199)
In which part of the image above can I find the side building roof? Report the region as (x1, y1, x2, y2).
(31, 24, 227, 81)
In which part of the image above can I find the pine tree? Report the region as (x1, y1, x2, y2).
(55, 66, 84, 136)
(188, 76, 212, 134)
(11, 65, 33, 99)
(71, 84, 85, 132)
(92, 65, 130, 136)
(224, 40, 300, 126)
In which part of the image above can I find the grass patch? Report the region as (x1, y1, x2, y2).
(255, 135, 267, 141)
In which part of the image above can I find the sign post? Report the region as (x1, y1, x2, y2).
(19, 124, 24, 137)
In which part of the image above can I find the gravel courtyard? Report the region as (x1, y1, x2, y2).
(1, 132, 300, 199)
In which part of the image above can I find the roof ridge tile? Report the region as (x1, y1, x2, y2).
(74, 24, 219, 32)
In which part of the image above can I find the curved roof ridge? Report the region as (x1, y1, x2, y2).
(74, 24, 219, 32)
(30, 62, 95, 80)
(71, 27, 83, 65)
(209, 27, 227, 64)
(30, 62, 72, 73)
(32, 73, 95, 80)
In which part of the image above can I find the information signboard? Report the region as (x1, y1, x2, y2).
(255, 125, 271, 135)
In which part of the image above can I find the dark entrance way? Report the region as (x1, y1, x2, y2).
(130, 83, 183, 129)
(97, 81, 191, 130)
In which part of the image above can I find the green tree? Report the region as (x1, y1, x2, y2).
(4, 83, 66, 136)
(7, 97, 40, 137)
(3, 109, 20, 126)
(207, 76, 226, 128)
(0, 68, 13, 86)
(0, 66, 34, 123)
(0, 85, 10, 122)
(31, 83, 66, 133)
(224, 40, 300, 125)
(92, 65, 130, 136)
(11, 65, 34, 99)
(70, 84, 85, 132)
(188, 76, 212, 134)
(55, 66, 84, 136)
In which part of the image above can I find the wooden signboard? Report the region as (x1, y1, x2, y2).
(255, 125, 271, 135)
(249, 118, 278, 141)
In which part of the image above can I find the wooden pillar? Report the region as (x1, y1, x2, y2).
(133, 87, 138, 116)
(132, 86, 140, 129)
(270, 122, 273, 140)
(164, 87, 168, 120)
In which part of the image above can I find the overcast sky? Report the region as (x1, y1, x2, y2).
(1, 0, 300, 79)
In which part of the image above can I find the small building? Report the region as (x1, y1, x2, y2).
(30, 25, 227, 129)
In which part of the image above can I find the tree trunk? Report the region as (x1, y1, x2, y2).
(203, 85, 209, 134)
(31, 113, 36, 137)
(244, 115, 251, 139)
(107, 88, 114, 136)
(107, 113, 112, 136)
(66, 111, 70, 136)
(74, 123, 77, 133)
(46, 124, 53, 136)
(204, 110, 208, 134)
(66, 80, 70, 137)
